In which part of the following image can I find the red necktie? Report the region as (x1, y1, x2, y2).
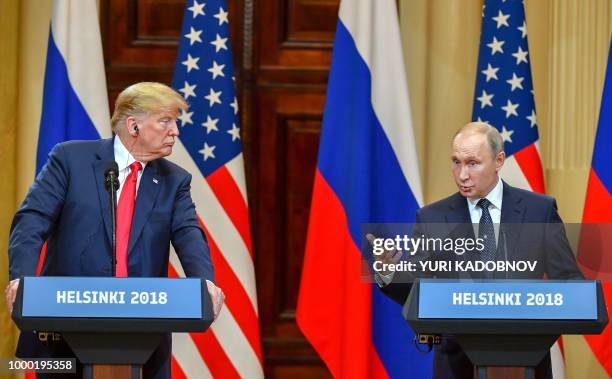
(116, 161, 142, 277)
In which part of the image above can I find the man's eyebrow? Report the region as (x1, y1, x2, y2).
(451, 155, 479, 161)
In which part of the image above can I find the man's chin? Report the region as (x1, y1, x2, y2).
(145, 148, 173, 161)
(161, 146, 173, 156)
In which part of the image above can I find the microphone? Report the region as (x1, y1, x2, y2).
(501, 225, 509, 279)
(104, 161, 120, 277)
(104, 161, 120, 192)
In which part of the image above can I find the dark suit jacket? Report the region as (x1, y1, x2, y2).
(8, 138, 214, 379)
(381, 182, 583, 379)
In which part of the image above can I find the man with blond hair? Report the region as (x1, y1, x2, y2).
(5, 82, 224, 379)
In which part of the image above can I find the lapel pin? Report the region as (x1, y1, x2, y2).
(153, 178, 159, 184)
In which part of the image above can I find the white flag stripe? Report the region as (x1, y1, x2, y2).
(211, 306, 264, 378)
(550, 342, 566, 379)
(169, 247, 186, 277)
(339, 0, 424, 206)
(50, 0, 111, 138)
(171, 247, 263, 375)
(170, 142, 258, 309)
(535, 141, 542, 155)
(500, 155, 533, 191)
(226, 153, 249, 205)
(172, 332, 214, 379)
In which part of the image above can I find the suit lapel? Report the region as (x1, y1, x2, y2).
(93, 138, 117, 247)
(500, 182, 526, 260)
(445, 193, 477, 278)
(445, 193, 474, 238)
(128, 161, 161, 254)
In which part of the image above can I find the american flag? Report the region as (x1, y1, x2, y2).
(472, 0, 545, 193)
(168, 0, 263, 377)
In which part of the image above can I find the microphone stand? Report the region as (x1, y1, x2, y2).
(105, 170, 120, 277)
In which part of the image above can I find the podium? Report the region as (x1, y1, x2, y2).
(403, 279, 608, 379)
(12, 276, 214, 379)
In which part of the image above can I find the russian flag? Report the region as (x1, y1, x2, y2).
(578, 39, 612, 376)
(296, 0, 432, 378)
(31, 0, 111, 278)
(37, 0, 111, 174)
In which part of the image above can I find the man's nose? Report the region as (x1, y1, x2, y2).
(459, 165, 470, 181)
(169, 121, 179, 136)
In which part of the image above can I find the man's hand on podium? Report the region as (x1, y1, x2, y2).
(4, 278, 19, 314)
(206, 280, 225, 320)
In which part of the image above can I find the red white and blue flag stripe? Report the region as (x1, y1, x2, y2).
(472, 0, 545, 194)
(37, 0, 111, 174)
(169, 0, 263, 378)
(296, 0, 431, 377)
(579, 39, 612, 376)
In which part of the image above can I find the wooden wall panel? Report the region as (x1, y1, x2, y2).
(287, 0, 339, 42)
(253, 90, 329, 378)
(101, 0, 179, 104)
(255, 0, 338, 84)
(136, 0, 185, 39)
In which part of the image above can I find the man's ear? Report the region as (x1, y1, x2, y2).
(123, 116, 138, 136)
(125, 116, 136, 130)
(495, 151, 506, 171)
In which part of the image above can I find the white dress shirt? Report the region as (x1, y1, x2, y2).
(114, 136, 147, 201)
(467, 177, 503, 244)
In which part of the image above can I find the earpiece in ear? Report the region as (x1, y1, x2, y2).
(133, 125, 139, 135)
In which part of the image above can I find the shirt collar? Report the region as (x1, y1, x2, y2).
(467, 177, 503, 212)
(114, 136, 147, 172)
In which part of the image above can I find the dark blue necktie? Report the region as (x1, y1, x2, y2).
(477, 198, 496, 262)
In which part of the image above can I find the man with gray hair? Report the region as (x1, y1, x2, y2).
(375, 122, 583, 379)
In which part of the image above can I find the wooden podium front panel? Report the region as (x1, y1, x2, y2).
(93, 364, 139, 379)
(480, 367, 525, 379)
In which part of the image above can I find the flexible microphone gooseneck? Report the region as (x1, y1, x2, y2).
(104, 161, 120, 277)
